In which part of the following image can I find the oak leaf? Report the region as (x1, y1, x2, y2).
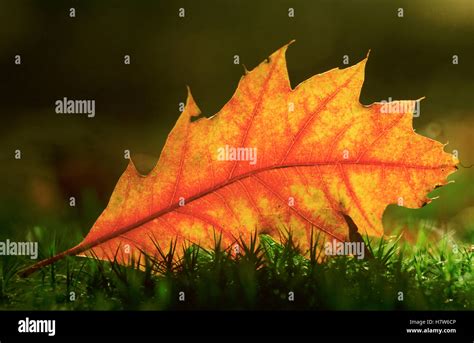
(21, 42, 458, 276)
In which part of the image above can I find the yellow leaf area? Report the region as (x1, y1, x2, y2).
(54, 43, 460, 267)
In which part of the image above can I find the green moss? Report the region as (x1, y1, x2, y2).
(0, 227, 472, 310)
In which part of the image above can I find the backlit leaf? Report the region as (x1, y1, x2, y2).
(21, 42, 457, 276)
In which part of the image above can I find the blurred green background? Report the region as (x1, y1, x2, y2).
(0, 0, 473, 247)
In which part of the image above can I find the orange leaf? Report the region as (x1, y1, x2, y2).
(21, 42, 457, 275)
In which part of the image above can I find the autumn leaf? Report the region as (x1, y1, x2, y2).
(21, 42, 458, 276)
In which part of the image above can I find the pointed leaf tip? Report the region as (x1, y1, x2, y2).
(184, 86, 201, 118)
(125, 158, 141, 176)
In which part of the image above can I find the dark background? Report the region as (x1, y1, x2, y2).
(0, 0, 473, 243)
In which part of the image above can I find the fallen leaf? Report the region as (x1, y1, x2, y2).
(21, 42, 458, 276)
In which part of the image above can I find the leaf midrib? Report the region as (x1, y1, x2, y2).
(18, 159, 450, 277)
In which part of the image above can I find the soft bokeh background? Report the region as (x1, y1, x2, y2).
(0, 0, 473, 247)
